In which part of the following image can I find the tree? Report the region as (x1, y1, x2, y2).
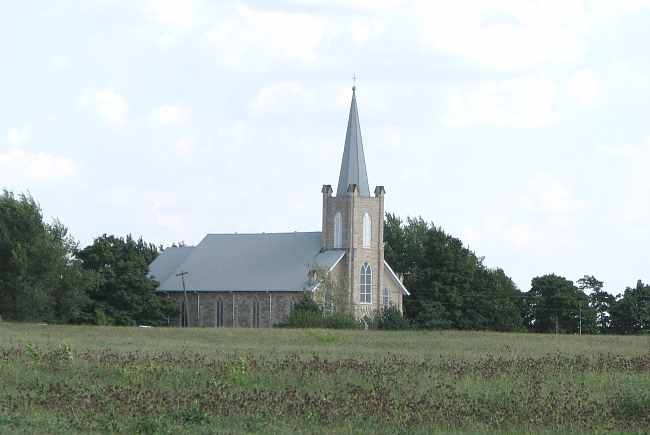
(384, 213, 523, 331)
(525, 274, 596, 334)
(609, 280, 650, 334)
(577, 275, 615, 333)
(0, 191, 92, 322)
(77, 234, 176, 326)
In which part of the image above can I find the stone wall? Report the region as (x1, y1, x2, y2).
(166, 291, 302, 328)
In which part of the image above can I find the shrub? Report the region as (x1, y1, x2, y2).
(320, 312, 361, 329)
(366, 306, 411, 330)
(282, 309, 361, 329)
(280, 293, 361, 329)
(292, 292, 321, 314)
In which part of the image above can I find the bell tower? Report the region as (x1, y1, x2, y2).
(321, 86, 386, 317)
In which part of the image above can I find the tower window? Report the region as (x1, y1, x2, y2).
(363, 212, 371, 248)
(334, 211, 343, 248)
(383, 288, 390, 308)
(360, 263, 372, 304)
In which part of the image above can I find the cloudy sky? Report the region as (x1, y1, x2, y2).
(2, 0, 649, 294)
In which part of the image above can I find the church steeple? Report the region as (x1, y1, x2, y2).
(336, 86, 370, 197)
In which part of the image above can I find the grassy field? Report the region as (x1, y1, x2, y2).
(0, 323, 649, 434)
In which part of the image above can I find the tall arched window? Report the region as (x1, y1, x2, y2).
(363, 212, 371, 248)
(360, 263, 372, 304)
(334, 211, 342, 248)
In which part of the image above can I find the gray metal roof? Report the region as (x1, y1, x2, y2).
(153, 232, 345, 292)
(148, 246, 194, 285)
(336, 87, 371, 197)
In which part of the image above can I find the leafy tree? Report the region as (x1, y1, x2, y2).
(525, 274, 596, 333)
(384, 213, 523, 331)
(77, 234, 176, 326)
(0, 191, 92, 322)
(609, 280, 650, 334)
(577, 275, 616, 333)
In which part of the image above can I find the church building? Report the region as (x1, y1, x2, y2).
(149, 86, 409, 327)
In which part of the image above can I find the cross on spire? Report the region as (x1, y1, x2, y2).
(352, 74, 357, 92)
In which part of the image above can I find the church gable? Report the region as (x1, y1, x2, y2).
(384, 260, 410, 296)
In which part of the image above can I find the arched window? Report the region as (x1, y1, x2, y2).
(383, 288, 390, 308)
(334, 211, 343, 248)
(360, 263, 372, 304)
(363, 212, 371, 248)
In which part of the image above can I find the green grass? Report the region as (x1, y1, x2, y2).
(0, 323, 649, 434)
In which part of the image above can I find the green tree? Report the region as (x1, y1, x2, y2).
(384, 213, 523, 331)
(609, 280, 650, 334)
(525, 274, 596, 333)
(577, 275, 615, 333)
(0, 191, 92, 322)
(77, 234, 176, 326)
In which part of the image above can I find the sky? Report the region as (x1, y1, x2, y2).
(1, 0, 649, 295)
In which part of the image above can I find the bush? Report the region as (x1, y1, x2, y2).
(282, 309, 361, 329)
(366, 306, 411, 330)
(320, 312, 361, 329)
(280, 292, 361, 329)
(292, 292, 321, 314)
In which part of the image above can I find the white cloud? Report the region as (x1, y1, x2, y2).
(78, 89, 128, 128)
(142, 0, 203, 48)
(250, 82, 313, 113)
(143, 0, 198, 27)
(521, 173, 583, 216)
(567, 69, 601, 107)
(205, 6, 329, 69)
(0, 149, 76, 183)
(174, 138, 194, 154)
(7, 126, 31, 146)
(505, 223, 538, 249)
(48, 55, 70, 72)
(150, 105, 191, 126)
(599, 138, 650, 161)
(250, 82, 377, 114)
(414, 0, 587, 72)
(600, 138, 650, 223)
(442, 75, 557, 128)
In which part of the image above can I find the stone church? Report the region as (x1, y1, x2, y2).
(149, 86, 409, 327)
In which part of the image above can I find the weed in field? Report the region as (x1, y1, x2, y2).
(228, 356, 250, 386)
(307, 330, 338, 344)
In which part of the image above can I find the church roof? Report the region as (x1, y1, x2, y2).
(336, 87, 370, 197)
(148, 246, 194, 287)
(150, 232, 345, 292)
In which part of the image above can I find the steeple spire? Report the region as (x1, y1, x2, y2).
(336, 86, 370, 197)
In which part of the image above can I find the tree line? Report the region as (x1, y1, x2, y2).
(384, 214, 649, 334)
(0, 191, 175, 325)
(0, 191, 648, 333)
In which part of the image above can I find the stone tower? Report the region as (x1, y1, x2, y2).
(321, 86, 386, 318)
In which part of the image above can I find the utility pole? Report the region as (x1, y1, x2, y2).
(176, 271, 189, 327)
(579, 303, 582, 336)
